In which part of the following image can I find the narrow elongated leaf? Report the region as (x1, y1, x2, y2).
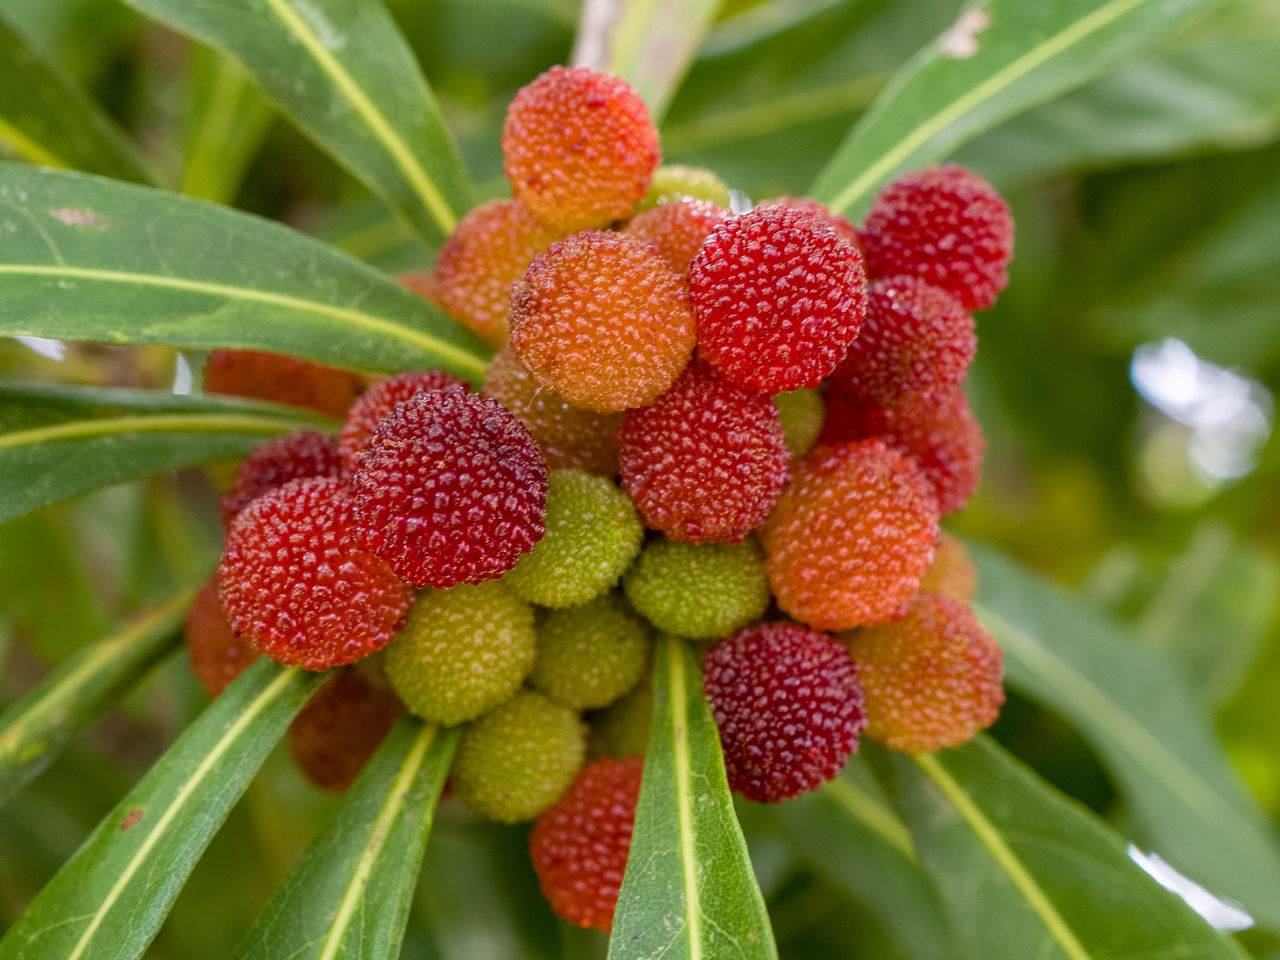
(0, 165, 489, 380)
(0, 586, 191, 806)
(810, 0, 1221, 216)
(609, 634, 777, 960)
(971, 541, 1280, 929)
(122, 0, 471, 246)
(888, 737, 1248, 959)
(180, 45, 273, 204)
(0, 16, 153, 183)
(0, 382, 327, 524)
(0, 660, 324, 960)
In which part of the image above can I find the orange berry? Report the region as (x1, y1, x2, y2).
(203, 349, 362, 420)
(184, 576, 259, 698)
(623, 198, 728, 276)
(399, 270, 444, 309)
(920, 531, 978, 602)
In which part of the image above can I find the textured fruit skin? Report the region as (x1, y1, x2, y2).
(509, 231, 696, 412)
(399, 270, 444, 308)
(530, 593, 651, 710)
(185, 576, 259, 697)
(830, 276, 975, 408)
(218, 430, 341, 528)
(288, 668, 403, 794)
(763, 440, 939, 631)
(452, 691, 586, 823)
(861, 165, 1013, 311)
(624, 198, 728, 275)
(203, 349, 362, 419)
(339, 370, 468, 473)
(689, 206, 866, 394)
(434, 200, 564, 346)
(617, 362, 789, 543)
(702, 623, 865, 802)
(843, 592, 1003, 752)
(623, 537, 770, 640)
(764, 197, 860, 247)
(384, 581, 536, 726)
(638, 164, 732, 211)
(920, 531, 978, 602)
(502, 66, 660, 232)
(218, 477, 413, 670)
(505, 470, 643, 608)
(481, 346, 623, 476)
(530, 756, 643, 931)
(772, 388, 826, 458)
(591, 676, 652, 759)
(350, 391, 548, 588)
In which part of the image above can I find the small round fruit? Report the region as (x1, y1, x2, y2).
(203, 349, 362, 419)
(530, 594, 651, 710)
(624, 198, 728, 275)
(185, 576, 259, 697)
(219, 431, 342, 527)
(772, 388, 825, 458)
(339, 370, 468, 473)
(288, 668, 403, 794)
(920, 531, 978, 602)
(763, 197, 859, 246)
(591, 675, 652, 759)
(638, 165, 732, 211)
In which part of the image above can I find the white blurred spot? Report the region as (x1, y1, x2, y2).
(729, 190, 753, 216)
(1128, 845, 1254, 932)
(15, 336, 66, 361)
(293, 0, 346, 50)
(173, 354, 194, 395)
(940, 8, 990, 59)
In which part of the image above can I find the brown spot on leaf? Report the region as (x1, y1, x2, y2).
(120, 808, 144, 831)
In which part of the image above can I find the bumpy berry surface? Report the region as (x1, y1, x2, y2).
(703, 623, 865, 802)
(617, 362, 789, 543)
(481, 346, 623, 475)
(763, 440, 938, 631)
(591, 676, 652, 759)
(350, 391, 548, 588)
(689, 206, 866, 393)
(531, 594, 651, 710)
(399, 270, 444, 308)
(920, 531, 978, 602)
(505, 470, 643, 608)
(384, 581, 536, 725)
(844, 592, 1003, 752)
(339, 370, 468, 473)
(772, 388, 826, 458)
(530, 756, 642, 931)
(509, 231, 695, 412)
(830, 276, 975, 407)
(502, 66, 660, 232)
(764, 197, 860, 247)
(434, 200, 564, 346)
(203, 349, 362, 419)
(623, 537, 770, 640)
(185, 576, 259, 697)
(624, 198, 728, 275)
(638, 164, 732, 211)
(218, 478, 413, 670)
(861, 165, 1013, 311)
(288, 668, 403, 794)
(219, 430, 341, 528)
(451, 691, 586, 822)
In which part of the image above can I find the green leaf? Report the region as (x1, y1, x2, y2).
(888, 737, 1249, 959)
(0, 15, 154, 183)
(121, 0, 472, 246)
(609, 634, 777, 960)
(180, 45, 273, 204)
(810, 0, 1222, 216)
(235, 718, 457, 960)
(971, 541, 1280, 930)
(0, 382, 327, 524)
(0, 165, 489, 380)
(0, 659, 324, 960)
(0, 585, 191, 807)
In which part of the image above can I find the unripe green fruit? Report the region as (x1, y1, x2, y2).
(773, 387, 826, 457)
(504, 469, 644, 608)
(531, 593, 651, 710)
(452, 691, 585, 822)
(623, 537, 770, 640)
(384, 581, 535, 726)
(637, 164, 733, 212)
(591, 673, 653, 759)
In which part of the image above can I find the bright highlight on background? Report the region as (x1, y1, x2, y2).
(1128, 845, 1254, 932)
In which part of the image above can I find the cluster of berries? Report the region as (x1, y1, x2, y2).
(185, 65, 1012, 933)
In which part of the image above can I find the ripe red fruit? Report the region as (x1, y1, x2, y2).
(339, 370, 468, 473)
(218, 430, 342, 527)
(689, 206, 866, 394)
(617, 362, 789, 543)
(702, 623, 865, 802)
(184, 576, 259, 697)
(287, 668, 403, 793)
(763, 197, 860, 247)
(529, 756, 642, 931)
(623, 198, 728, 275)
(219, 477, 413, 670)
(203, 349, 362, 419)
(502, 66, 660, 232)
(349, 391, 548, 588)
(860, 165, 1013, 311)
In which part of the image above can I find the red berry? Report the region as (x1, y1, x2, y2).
(702, 623, 865, 802)
(503, 66, 660, 232)
(618, 362, 789, 543)
(184, 576, 259, 697)
(219, 477, 413, 670)
(203, 349, 362, 419)
(689, 206, 866, 394)
(861, 165, 1012, 311)
(529, 756, 642, 931)
(350, 391, 548, 588)
(288, 668, 403, 793)
(219, 430, 342, 528)
(339, 370, 468, 473)
(763, 197, 860, 247)
(623, 198, 728, 275)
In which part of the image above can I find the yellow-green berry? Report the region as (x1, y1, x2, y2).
(384, 581, 535, 726)
(591, 673, 653, 759)
(773, 388, 826, 457)
(504, 469, 644, 608)
(531, 594, 651, 710)
(451, 691, 586, 822)
(637, 164, 733, 212)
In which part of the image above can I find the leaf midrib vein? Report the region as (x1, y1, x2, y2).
(0, 412, 312, 450)
(669, 636, 702, 957)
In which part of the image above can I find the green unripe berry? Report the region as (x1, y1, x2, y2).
(773, 388, 826, 457)
(623, 537, 770, 640)
(637, 164, 733, 212)
(384, 581, 535, 726)
(504, 469, 643, 608)
(591, 673, 653, 759)
(530, 593, 651, 710)
(451, 691, 585, 822)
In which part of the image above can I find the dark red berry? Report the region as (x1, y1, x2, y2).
(219, 430, 341, 528)
(288, 668, 403, 793)
(339, 370, 468, 473)
(184, 575, 259, 697)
